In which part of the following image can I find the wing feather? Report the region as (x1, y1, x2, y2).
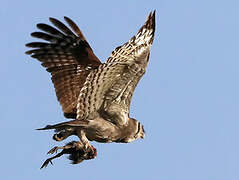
(26, 17, 101, 118)
(107, 11, 155, 65)
(76, 11, 155, 125)
(76, 62, 126, 120)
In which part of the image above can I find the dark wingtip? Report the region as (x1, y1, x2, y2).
(63, 16, 70, 21)
(49, 17, 61, 27)
(25, 50, 32, 55)
(134, 10, 156, 45)
(148, 10, 156, 29)
(63, 16, 86, 39)
(49, 17, 56, 22)
(146, 10, 156, 41)
(153, 9, 156, 15)
(30, 32, 39, 37)
(141, 10, 156, 33)
(25, 43, 31, 47)
(36, 23, 45, 29)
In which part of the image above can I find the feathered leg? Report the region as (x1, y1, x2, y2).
(76, 129, 91, 151)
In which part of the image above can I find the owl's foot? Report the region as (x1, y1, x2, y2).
(53, 130, 74, 141)
(40, 152, 62, 169)
(41, 158, 53, 169)
(47, 146, 60, 154)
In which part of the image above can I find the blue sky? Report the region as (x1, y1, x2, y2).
(1, 0, 239, 179)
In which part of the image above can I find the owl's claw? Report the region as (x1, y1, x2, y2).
(40, 158, 53, 169)
(47, 146, 59, 154)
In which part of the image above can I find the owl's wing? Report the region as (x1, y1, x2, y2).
(77, 11, 155, 125)
(26, 17, 101, 118)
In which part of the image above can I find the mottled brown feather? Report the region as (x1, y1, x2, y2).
(77, 11, 155, 125)
(26, 17, 101, 118)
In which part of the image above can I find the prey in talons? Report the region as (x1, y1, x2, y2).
(40, 141, 97, 169)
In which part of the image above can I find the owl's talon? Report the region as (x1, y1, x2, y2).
(47, 146, 59, 154)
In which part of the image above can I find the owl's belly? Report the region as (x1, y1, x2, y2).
(85, 128, 120, 143)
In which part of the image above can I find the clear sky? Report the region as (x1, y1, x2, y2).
(1, 0, 239, 179)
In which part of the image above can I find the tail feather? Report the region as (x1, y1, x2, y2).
(36, 119, 88, 131)
(36, 125, 55, 130)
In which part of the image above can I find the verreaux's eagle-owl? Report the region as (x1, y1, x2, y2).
(26, 11, 155, 168)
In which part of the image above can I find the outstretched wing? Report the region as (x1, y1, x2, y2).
(26, 17, 101, 118)
(77, 11, 155, 125)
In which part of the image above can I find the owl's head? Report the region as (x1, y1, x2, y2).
(119, 118, 145, 143)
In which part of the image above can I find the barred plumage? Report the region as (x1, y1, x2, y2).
(26, 16, 101, 117)
(26, 11, 155, 168)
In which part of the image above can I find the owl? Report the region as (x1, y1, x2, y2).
(26, 11, 155, 168)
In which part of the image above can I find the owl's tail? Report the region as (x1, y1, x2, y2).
(36, 119, 88, 131)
